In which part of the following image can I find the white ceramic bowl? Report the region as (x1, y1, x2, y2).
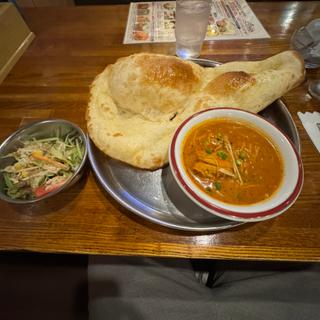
(169, 108, 304, 222)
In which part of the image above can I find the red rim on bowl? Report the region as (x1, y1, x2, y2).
(169, 108, 304, 222)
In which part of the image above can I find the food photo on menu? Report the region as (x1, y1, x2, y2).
(124, 0, 270, 44)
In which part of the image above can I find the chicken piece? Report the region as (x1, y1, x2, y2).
(193, 162, 217, 178)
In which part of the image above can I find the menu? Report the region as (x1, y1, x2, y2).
(123, 0, 270, 44)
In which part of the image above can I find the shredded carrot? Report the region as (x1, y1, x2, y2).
(31, 151, 69, 170)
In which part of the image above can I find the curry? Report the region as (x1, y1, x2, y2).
(182, 119, 283, 205)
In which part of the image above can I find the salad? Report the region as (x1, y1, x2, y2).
(1, 135, 85, 200)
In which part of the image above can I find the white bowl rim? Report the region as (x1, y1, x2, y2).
(169, 107, 304, 222)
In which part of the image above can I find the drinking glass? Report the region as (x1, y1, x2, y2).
(175, 0, 211, 59)
(291, 18, 320, 69)
(308, 79, 320, 101)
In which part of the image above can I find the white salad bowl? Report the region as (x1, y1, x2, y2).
(0, 119, 88, 204)
(169, 108, 304, 222)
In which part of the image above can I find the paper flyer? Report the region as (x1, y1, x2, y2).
(123, 0, 270, 44)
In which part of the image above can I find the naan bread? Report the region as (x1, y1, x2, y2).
(87, 51, 304, 169)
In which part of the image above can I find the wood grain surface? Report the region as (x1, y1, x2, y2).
(0, 2, 319, 261)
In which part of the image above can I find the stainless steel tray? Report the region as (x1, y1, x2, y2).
(88, 59, 300, 232)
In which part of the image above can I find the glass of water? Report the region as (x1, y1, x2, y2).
(291, 18, 320, 69)
(175, 0, 211, 59)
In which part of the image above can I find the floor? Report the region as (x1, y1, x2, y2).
(0, 252, 88, 320)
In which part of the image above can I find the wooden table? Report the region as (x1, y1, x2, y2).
(0, 2, 319, 261)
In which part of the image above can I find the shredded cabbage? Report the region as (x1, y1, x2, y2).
(1, 135, 84, 200)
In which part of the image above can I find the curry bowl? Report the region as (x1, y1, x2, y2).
(0, 119, 88, 204)
(169, 108, 303, 222)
